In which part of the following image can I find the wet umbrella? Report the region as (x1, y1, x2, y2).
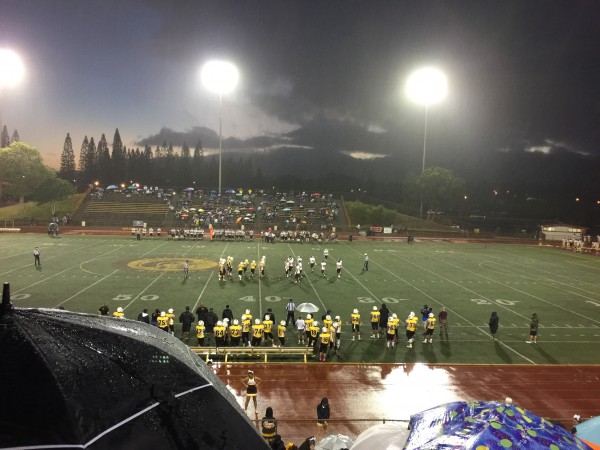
(282, 207, 292, 212)
(183, 187, 195, 192)
(577, 416, 600, 448)
(286, 200, 295, 204)
(316, 434, 353, 450)
(296, 303, 319, 313)
(0, 283, 269, 449)
(350, 423, 410, 450)
(106, 185, 118, 190)
(405, 401, 591, 450)
(127, 185, 137, 190)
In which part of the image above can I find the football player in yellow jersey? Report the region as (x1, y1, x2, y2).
(277, 320, 286, 347)
(157, 311, 169, 332)
(323, 315, 333, 330)
(259, 257, 266, 278)
(263, 315, 274, 347)
(229, 319, 242, 347)
(405, 312, 419, 348)
(386, 317, 398, 348)
(195, 320, 205, 346)
(308, 321, 320, 348)
(250, 260, 257, 278)
(218, 259, 226, 282)
(113, 306, 124, 318)
(370, 306, 381, 339)
(319, 327, 331, 361)
(391, 313, 400, 346)
(351, 309, 361, 341)
(167, 308, 175, 335)
(304, 314, 314, 344)
(237, 261, 244, 280)
(423, 313, 437, 344)
(243, 259, 249, 277)
(226, 256, 234, 277)
(251, 319, 265, 347)
(214, 320, 227, 347)
(241, 315, 251, 347)
(333, 315, 342, 356)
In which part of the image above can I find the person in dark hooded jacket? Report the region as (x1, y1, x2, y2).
(489, 312, 499, 340)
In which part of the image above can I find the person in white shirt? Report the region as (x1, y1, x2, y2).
(295, 316, 306, 345)
(336, 259, 343, 278)
(309, 256, 316, 272)
(321, 260, 327, 278)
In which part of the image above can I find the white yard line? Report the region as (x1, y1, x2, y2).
(192, 243, 229, 312)
(123, 272, 166, 310)
(54, 269, 120, 308)
(0, 241, 103, 276)
(258, 241, 262, 317)
(12, 246, 123, 293)
(287, 244, 328, 312)
(192, 271, 215, 313)
(371, 252, 536, 364)
(429, 250, 600, 325)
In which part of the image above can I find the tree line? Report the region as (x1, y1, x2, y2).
(59, 128, 240, 188)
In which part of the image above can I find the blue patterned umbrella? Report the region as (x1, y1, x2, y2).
(406, 401, 591, 450)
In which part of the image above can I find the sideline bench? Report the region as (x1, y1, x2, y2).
(191, 346, 314, 363)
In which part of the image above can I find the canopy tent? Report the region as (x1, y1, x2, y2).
(0, 283, 269, 449)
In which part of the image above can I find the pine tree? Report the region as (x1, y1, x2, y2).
(59, 133, 76, 181)
(0, 125, 9, 148)
(111, 128, 125, 182)
(192, 140, 204, 186)
(193, 140, 204, 158)
(78, 136, 89, 172)
(11, 129, 20, 143)
(181, 142, 190, 159)
(87, 137, 97, 181)
(97, 134, 112, 183)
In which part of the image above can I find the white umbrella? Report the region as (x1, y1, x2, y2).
(317, 433, 354, 450)
(350, 423, 409, 450)
(296, 302, 319, 313)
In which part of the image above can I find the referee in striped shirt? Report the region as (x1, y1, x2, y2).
(285, 299, 296, 327)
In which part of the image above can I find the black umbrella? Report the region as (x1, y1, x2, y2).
(0, 282, 269, 450)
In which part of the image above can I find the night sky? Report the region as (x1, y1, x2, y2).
(1, 0, 599, 177)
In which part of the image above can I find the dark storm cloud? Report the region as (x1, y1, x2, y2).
(145, 0, 600, 159)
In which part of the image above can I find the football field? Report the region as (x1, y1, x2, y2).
(2, 232, 600, 365)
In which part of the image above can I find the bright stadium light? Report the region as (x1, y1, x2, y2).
(405, 67, 448, 219)
(0, 49, 25, 89)
(406, 67, 447, 106)
(0, 49, 25, 131)
(201, 60, 239, 197)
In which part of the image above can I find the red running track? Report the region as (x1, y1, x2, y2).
(212, 363, 600, 445)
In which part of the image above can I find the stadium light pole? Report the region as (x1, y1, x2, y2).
(201, 60, 239, 196)
(0, 48, 25, 136)
(405, 67, 447, 219)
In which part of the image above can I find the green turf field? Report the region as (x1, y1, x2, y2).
(2, 233, 599, 365)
